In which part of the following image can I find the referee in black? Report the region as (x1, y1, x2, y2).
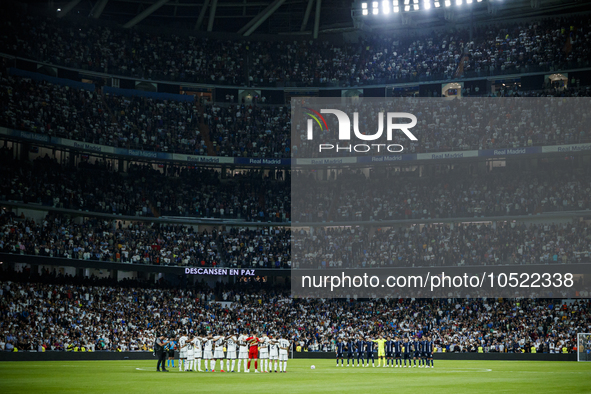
(155, 333, 171, 372)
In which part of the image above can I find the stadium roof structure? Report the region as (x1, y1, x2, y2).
(15, 0, 591, 36)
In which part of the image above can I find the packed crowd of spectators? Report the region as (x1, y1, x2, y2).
(488, 84, 591, 98)
(205, 103, 290, 158)
(220, 227, 290, 269)
(3, 67, 591, 159)
(3, 208, 589, 270)
(3, 152, 591, 226)
(2, 9, 591, 86)
(291, 297, 589, 354)
(292, 160, 591, 222)
(0, 269, 588, 354)
(0, 208, 289, 268)
(0, 153, 290, 222)
(0, 12, 245, 85)
(0, 211, 221, 267)
(255, 15, 591, 86)
(292, 219, 591, 268)
(0, 66, 208, 154)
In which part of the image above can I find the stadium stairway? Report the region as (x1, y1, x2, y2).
(326, 182, 341, 221)
(148, 201, 160, 218)
(215, 234, 226, 267)
(99, 92, 120, 131)
(454, 54, 470, 79)
(196, 103, 216, 156)
(258, 186, 266, 216)
(533, 205, 545, 215)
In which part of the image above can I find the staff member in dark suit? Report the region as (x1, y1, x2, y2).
(155, 333, 171, 372)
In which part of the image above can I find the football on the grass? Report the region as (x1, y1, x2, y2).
(311, 365, 315, 370)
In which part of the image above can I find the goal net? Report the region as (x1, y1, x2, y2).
(577, 333, 591, 362)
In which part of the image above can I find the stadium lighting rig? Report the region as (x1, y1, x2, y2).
(355, 0, 482, 17)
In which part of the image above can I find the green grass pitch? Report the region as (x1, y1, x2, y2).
(1, 359, 590, 394)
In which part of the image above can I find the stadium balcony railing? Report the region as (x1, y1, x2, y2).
(2, 194, 589, 228)
(0, 252, 290, 272)
(255, 60, 591, 88)
(293, 205, 591, 224)
(1, 250, 589, 273)
(0, 200, 290, 226)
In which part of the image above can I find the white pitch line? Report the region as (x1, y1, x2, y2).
(504, 371, 590, 374)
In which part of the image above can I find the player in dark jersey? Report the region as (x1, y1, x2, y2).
(419, 338, 427, 367)
(356, 336, 365, 367)
(394, 336, 402, 367)
(412, 337, 421, 367)
(402, 337, 412, 367)
(336, 338, 345, 367)
(365, 336, 375, 367)
(425, 335, 434, 368)
(385, 336, 394, 367)
(346, 338, 356, 367)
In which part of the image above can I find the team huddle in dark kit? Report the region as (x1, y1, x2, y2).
(335, 335, 434, 368)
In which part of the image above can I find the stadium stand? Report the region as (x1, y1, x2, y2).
(292, 220, 591, 268)
(0, 268, 588, 353)
(0, 153, 290, 221)
(0, 209, 291, 268)
(0, 66, 208, 155)
(205, 103, 290, 158)
(3, 151, 591, 224)
(0, 4, 590, 370)
(0, 211, 221, 267)
(293, 160, 591, 222)
(3, 68, 591, 159)
(2, 12, 591, 86)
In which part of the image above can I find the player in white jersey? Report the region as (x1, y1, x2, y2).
(185, 340, 195, 371)
(237, 334, 249, 372)
(278, 336, 290, 373)
(178, 334, 189, 372)
(269, 335, 279, 373)
(225, 333, 238, 372)
(203, 334, 214, 372)
(212, 335, 226, 372)
(193, 336, 204, 372)
(258, 334, 270, 373)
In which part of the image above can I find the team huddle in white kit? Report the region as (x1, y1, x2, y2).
(177, 332, 291, 373)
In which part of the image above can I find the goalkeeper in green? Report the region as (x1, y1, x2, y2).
(373, 334, 387, 367)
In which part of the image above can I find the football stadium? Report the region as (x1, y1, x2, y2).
(1, 0, 591, 392)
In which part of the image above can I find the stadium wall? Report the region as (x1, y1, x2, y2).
(102, 86, 195, 102)
(0, 352, 577, 362)
(0, 253, 283, 277)
(9, 68, 95, 91)
(0, 352, 157, 362)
